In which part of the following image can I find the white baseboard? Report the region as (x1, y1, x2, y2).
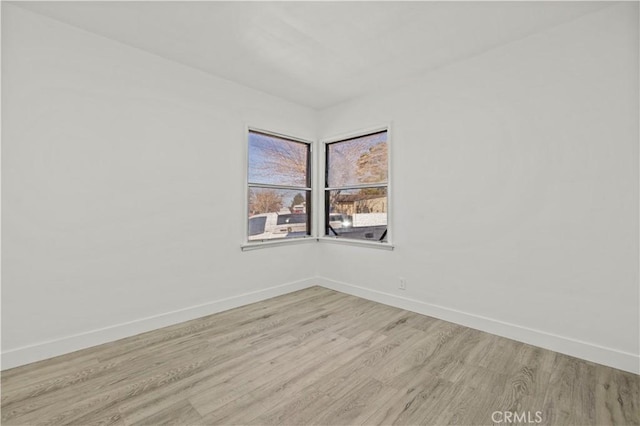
(1, 278, 317, 371)
(317, 277, 640, 375)
(4, 276, 638, 375)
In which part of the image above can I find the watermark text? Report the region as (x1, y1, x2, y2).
(491, 411, 543, 424)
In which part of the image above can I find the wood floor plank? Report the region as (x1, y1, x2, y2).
(188, 332, 347, 416)
(212, 331, 390, 426)
(2, 286, 638, 426)
(125, 399, 202, 426)
(312, 378, 398, 426)
(542, 353, 598, 426)
(193, 330, 389, 424)
(371, 324, 471, 387)
(375, 376, 457, 425)
(114, 333, 300, 425)
(595, 366, 640, 426)
(1, 295, 332, 422)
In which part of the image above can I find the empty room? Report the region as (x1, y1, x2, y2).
(1, 1, 639, 425)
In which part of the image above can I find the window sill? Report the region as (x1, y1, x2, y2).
(241, 237, 316, 251)
(317, 237, 394, 251)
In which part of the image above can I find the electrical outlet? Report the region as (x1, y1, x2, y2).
(399, 278, 406, 290)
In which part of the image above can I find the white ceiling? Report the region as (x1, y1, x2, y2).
(13, 1, 613, 109)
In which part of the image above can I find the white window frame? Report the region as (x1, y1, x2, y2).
(241, 126, 315, 251)
(318, 124, 394, 250)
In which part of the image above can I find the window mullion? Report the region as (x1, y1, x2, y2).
(325, 183, 388, 191)
(249, 183, 312, 191)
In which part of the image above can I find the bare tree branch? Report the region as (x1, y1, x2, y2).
(249, 189, 283, 214)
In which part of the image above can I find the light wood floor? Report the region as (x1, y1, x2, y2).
(2, 286, 638, 426)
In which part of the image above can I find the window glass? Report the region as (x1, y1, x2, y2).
(247, 130, 311, 243)
(248, 131, 309, 187)
(325, 130, 389, 242)
(248, 188, 310, 216)
(326, 187, 387, 242)
(248, 216, 267, 236)
(327, 131, 387, 188)
(277, 214, 307, 225)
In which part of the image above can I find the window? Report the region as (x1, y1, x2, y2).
(247, 129, 311, 242)
(324, 129, 389, 242)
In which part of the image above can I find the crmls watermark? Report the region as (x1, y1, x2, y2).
(491, 411, 543, 424)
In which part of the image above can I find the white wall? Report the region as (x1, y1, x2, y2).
(318, 3, 639, 373)
(1, 5, 317, 368)
(2, 3, 638, 374)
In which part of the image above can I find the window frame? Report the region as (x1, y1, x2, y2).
(242, 126, 315, 250)
(319, 124, 393, 250)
